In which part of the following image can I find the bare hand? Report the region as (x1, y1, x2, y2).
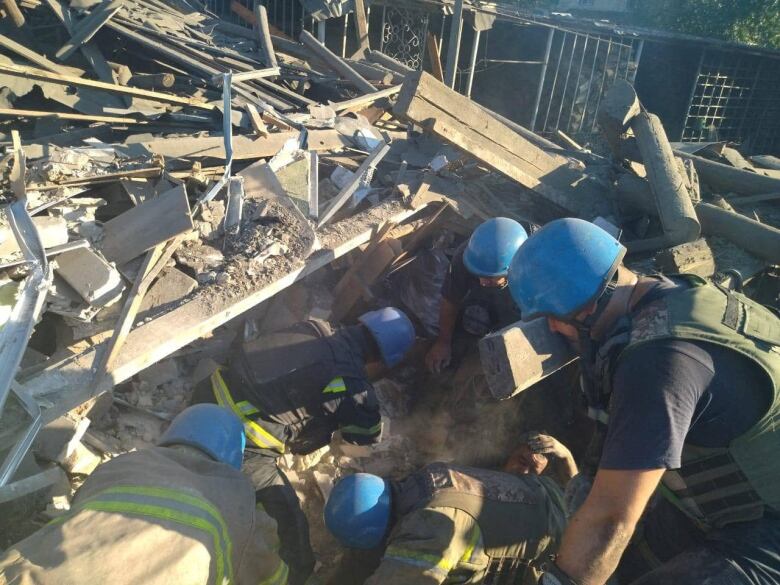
(527, 433, 570, 460)
(425, 340, 452, 373)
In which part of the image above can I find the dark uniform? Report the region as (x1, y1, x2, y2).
(195, 319, 383, 585)
(345, 463, 567, 584)
(583, 275, 780, 584)
(443, 243, 521, 339)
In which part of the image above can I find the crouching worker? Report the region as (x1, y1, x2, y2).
(0, 404, 288, 585)
(323, 440, 572, 584)
(192, 307, 416, 585)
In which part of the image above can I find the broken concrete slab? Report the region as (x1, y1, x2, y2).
(479, 317, 577, 400)
(54, 247, 125, 308)
(655, 239, 716, 277)
(138, 267, 197, 319)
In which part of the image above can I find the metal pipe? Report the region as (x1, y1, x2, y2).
(542, 30, 567, 134)
(565, 34, 589, 133)
(630, 39, 645, 83)
(317, 19, 326, 43)
(555, 33, 579, 131)
(530, 26, 555, 131)
(342, 13, 349, 58)
(444, 0, 464, 88)
(589, 36, 614, 133)
(576, 36, 601, 133)
(465, 28, 481, 98)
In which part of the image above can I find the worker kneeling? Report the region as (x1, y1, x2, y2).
(0, 404, 288, 585)
(323, 438, 574, 584)
(193, 306, 416, 584)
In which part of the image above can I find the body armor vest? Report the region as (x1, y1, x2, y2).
(591, 275, 780, 530)
(394, 462, 566, 579)
(228, 320, 368, 453)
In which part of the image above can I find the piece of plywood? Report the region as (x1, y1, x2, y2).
(100, 184, 193, 265)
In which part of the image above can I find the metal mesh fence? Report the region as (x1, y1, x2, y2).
(682, 49, 780, 153)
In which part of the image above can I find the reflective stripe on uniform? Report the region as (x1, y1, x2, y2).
(258, 559, 289, 585)
(211, 369, 286, 453)
(384, 545, 452, 578)
(339, 422, 382, 436)
(459, 524, 482, 564)
(322, 377, 347, 394)
(63, 484, 234, 585)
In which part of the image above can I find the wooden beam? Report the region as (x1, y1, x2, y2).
(230, 0, 255, 25)
(426, 32, 444, 82)
(0, 33, 81, 76)
(254, 3, 278, 69)
(352, 0, 370, 57)
(22, 203, 427, 426)
(299, 30, 376, 94)
(0, 62, 213, 109)
(329, 84, 400, 113)
(245, 103, 269, 137)
(0, 107, 140, 124)
(55, 0, 122, 61)
(2, 0, 25, 27)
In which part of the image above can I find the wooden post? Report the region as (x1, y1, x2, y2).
(426, 32, 444, 82)
(2, 0, 25, 27)
(352, 0, 370, 57)
(254, 4, 278, 69)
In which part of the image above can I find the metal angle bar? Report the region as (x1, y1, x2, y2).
(543, 30, 568, 134)
(197, 72, 234, 207)
(465, 29, 481, 98)
(317, 141, 390, 228)
(530, 27, 555, 132)
(590, 36, 614, 133)
(444, 0, 464, 88)
(576, 35, 601, 134)
(556, 33, 580, 132)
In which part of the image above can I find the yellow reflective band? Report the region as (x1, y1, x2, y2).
(340, 422, 382, 436)
(258, 559, 289, 585)
(459, 524, 482, 564)
(82, 499, 231, 585)
(211, 370, 285, 453)
(322, 377, 347, 394)
(237, 401, 259, 416)
(385, 546, 452, 577)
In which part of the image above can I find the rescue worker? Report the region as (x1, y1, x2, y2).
(425, 217, 528, 373)
(507, 218, 780, 585)
(193, 306, 416, 585)
(323, 435, 575, 584)
(0, 404, 288, 585)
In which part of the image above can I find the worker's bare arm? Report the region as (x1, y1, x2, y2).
(426, 297, 459, 373)
(555, 468, 665, 585)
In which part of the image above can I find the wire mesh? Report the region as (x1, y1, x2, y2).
(533, 28, 642, 140)
(682, 49, 780, 153)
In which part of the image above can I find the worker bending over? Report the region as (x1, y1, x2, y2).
(193, 307, 416, 585)
(324, 433, 576, 584)
(508, 218, 780, 585)
(0, 405, 287, 585)
(426, 217, 527, 373)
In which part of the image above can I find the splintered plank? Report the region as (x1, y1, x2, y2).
(100, 184, 193, 265)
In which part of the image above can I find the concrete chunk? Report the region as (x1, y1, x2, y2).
(479, 318, 577, 400)
(54, 247, 125, 307)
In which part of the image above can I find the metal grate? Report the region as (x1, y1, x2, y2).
(682, 49, 780, 154)
(379, 5, 428, 70)
(532, 28, 643, 140)
(205, 0, 313, 37)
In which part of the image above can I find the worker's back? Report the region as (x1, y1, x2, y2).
(0, 446, 286, 585)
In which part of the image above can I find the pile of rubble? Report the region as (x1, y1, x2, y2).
(0, 0, 779, 575)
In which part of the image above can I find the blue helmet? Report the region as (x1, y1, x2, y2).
(324, 473, 391, 549)
(159, 404, 246, 470)
(463, 217, 528, 278)
(508, 218, 626, 320)
(358, 307, 415, 367)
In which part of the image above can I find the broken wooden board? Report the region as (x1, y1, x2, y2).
(127, 130, 351, 161)
(21, 203, 428, 428)
(394, 71, 606, 217)
(479, 317, 577, 400)
(100, 184, 193, 265)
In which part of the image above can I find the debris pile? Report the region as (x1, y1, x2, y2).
(0, 0, 778, 576)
